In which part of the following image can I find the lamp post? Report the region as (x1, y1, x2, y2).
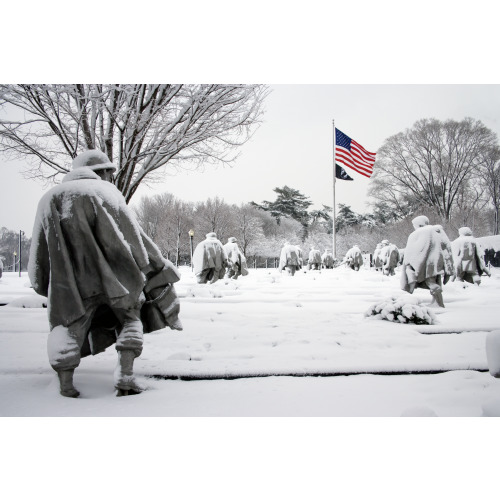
(13, 251, 17, 273)
(19, 230, 24, 277)
(188, 229, 194, 271)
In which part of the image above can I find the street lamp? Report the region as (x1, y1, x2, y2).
(19, 230, 24, 277)
(13, 251, 17, 273)
(188, 229, 194, 271)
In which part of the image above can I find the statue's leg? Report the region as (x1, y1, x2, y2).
(57, 369, 80, 398)
(114, 350, 142, 396)
(430, 290, 445, 308)
(114, 309, 143, 396)
(426, 278, 445, 308)
(48, 322, 89, 398)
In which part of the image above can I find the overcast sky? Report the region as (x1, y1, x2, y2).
(2, 84, 500, 236)
(2, 2, 499, 237)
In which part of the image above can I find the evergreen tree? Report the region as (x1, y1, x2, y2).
(251, 186, 312, 225)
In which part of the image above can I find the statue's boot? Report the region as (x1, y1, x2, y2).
(58, 369, 80, 398)
(430, 290, 445, 308)
(115, 350, 142, 396)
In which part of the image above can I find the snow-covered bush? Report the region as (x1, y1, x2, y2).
(365, 295, 436, 325)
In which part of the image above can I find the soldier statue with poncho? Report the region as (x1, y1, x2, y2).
(29, 150, 182, 398)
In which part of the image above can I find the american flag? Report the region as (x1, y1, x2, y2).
(335, 128, 376, 178)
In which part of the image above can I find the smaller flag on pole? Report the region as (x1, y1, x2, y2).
(335, 128, 376, 178)
(335, 164, 353, 181)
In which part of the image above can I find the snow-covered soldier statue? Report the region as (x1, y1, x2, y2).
(308, 247, 322, 270)
(451, 227, 491, 285)
(380, 242, 400, 276)
(321, 249, 334, 269)
(295, 245, 304, 268)
(279, 242, 302, 276)
(223, 237, 249, 280)
(373, 241, 388, 271)
(193, 232, 227, 284)
(345, 245, 363, 271)
(400, 215, 454, 308)
(29, 150, 182, 398)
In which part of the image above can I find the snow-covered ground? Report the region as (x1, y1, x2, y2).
(1, 264, 500, 417)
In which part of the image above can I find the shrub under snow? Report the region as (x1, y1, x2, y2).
(365, 295, 436, 325)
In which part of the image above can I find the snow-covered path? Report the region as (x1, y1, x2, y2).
(1, 265, 500, 416)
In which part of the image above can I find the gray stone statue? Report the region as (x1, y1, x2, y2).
(193, 232, 227, 284)
(345, 245, 363, 271)
(321, 249, 334, 269)
(308, 247, 322, 270)
(452, 227, 491, 285)
(373, 240, 389, 271)
(28, 150, 182, 398)
(400, 215, 454, 308)
(279, 242, 302, 276)
(223, 237, 249, 280)
(380, 242, 400, 276)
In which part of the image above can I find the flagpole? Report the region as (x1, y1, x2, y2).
(332, 119, 336, 259)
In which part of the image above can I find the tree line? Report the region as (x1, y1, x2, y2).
(368, 118, 500, 233)
(0, 228, 30, 272)
(134, 173, 500, 267)
(1, 84, 499, 265)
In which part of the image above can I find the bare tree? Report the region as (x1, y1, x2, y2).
(193, 196, 235, 243)
(479, 146, 500, 234)
(369, 118, 499, 221)
(232, 203, 265, 256)
(450, 179, 490, 232)
(168, 199, 195, 266)
(0, 84, 269, 202)
(133, 192, 195, 264)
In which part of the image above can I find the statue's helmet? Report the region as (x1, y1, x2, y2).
(72, 150, 116, 173)
(411, 215, 429, 229)
(459, 227, 473, 236)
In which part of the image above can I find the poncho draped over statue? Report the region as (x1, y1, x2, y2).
(193, 234, 227, 283)
(400, 225, 454, 292)
(451, 231, 490, 279)
(380, 244, 400, 275)
(345, 246, 363, 268)
(279, 244, 301, 271)
(308, 249, 322, 266)
(321, 251, 334, 268)
(223, 240, 249, 277)
(28, 168, 180, 330)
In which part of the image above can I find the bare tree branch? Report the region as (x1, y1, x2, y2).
(0, 84, 270, 203)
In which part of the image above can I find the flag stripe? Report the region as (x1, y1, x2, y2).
(336, 148, 373, 175)
(350, 149, 373, 168)
(352, 139, 376, 158)
(337, 160, 371, 178)
(334, 128, 376, 178)
(336, 156, 372, 177)
(351, 146, 375, 164)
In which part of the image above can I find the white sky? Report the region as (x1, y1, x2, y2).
(0, 0, 500, 235)
(1, 3, 499, 240)
(2, 84, 500, 236)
